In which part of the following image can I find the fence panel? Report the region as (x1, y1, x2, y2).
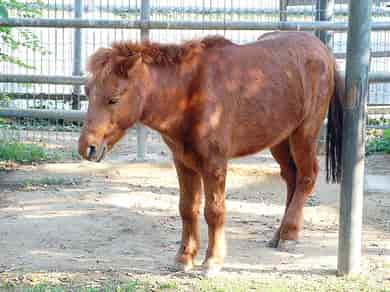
(0, 0, 389, 162)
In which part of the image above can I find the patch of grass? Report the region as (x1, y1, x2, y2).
(37, 177, 67, 185)
(0, 141, 59, 163)
(21, 177, 81, 188)
(1, 275, 389, 292)
(1, 281, 140, 292)
(195, 277, 296, 292)
(195, 276, 389, 292)
(158, 281, 178, 290)
(23, 284, 65, 292)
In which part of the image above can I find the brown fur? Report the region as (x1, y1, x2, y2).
(79, 32, 344, 273)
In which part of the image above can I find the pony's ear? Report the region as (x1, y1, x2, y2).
(112, 54, 141, 78)
(140, 53, 155, 64)
(86, 47, 112, 75)
(139, 44, 161, 64)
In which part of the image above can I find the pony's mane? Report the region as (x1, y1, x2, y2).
(87, 36, 234, 79)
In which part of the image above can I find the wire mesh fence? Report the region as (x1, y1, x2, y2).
(0, 0, 389, 162)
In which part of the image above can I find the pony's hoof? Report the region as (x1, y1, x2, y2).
(174, 260, 193, 272)
(175, 252, 195, 272)
(203, 264, 222, 278)
(267, 230, 281, 248)
(202, 260, 222, 278)
(267, 238, 279, 248)
(277, 239, 299, 252)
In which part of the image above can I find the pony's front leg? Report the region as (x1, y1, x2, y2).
(173, 159, 202, 272)
(202, 162, 227, 277)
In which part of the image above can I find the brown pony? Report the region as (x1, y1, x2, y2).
(78, 32, 343, 276)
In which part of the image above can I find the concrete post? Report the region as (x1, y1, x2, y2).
(337, 0, 372, 276)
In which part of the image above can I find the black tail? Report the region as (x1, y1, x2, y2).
(326, 69, 344, 183)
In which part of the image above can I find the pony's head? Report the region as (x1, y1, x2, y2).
(78, 42, 150, 162)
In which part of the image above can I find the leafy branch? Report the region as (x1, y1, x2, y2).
(0, 0, 48, 69)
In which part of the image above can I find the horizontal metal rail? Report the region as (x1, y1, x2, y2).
(0, 106, 388, 123)
(368, 72, 390, 83)
(0, 92, 87, 101)
(0, 18, 384, 31)
(367, 105, 390, 114)
(2, 72, 390, 85)
(0, 74, 86, 85)
(3, 18, 390, 31)
(37, 4, 390, 17)
(334, 50, 390, 59)
(0, 108, 85, 122)
(1, 93, 389, 108)
(366, 125, 390, 129)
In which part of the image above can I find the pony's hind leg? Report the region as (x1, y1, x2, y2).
(173, 158, 202, 272)
(268, 139, 297, 248)
(277, 124, 320, 249)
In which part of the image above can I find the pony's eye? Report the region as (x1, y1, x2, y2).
(108, 97, 119, 105)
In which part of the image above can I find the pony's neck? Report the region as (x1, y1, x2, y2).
(139, 64, 194, 138)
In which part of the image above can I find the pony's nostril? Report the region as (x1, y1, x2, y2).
(87, 145, 97, 160)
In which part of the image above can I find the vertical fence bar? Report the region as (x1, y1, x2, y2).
(72, 0, 83, 110)
(337, 0, 372, 276)
(136, 0, 150, 160)
(279, 0, 288, 22)
(315, 0, 333, 47)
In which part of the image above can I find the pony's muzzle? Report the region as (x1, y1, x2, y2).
(85, 144, 107, 162)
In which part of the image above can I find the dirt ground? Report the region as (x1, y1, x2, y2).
(0, 130, 390, 288)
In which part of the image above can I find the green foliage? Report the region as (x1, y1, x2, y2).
(0, 3, 8, 18)
(0, 141, 52, 163)
(366, 129, 390, 155)
(368, 117, 390, 127)
(0, 93, 11, 106)
(384, 128, 390, 139)
(0, 0, 48, 68)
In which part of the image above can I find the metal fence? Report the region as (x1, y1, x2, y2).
(0, 0, 389, 161)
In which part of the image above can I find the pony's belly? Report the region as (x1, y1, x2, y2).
(230, 146, 268, 159)
(229, 141, 274, 158)
(228, 126, 295, 158)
